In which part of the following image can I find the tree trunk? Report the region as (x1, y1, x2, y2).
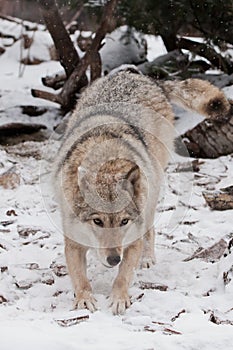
(37, 0, 87, 88)
(176, 103, 233, 158)
(90, 52, 102, 82)
(160, 32, 178, 52)
(33, 0, 119, 110)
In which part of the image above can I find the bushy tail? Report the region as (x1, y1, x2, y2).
(160, 79, 230, 120)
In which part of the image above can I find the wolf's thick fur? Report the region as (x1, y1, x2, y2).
(54, 71, 230, 314)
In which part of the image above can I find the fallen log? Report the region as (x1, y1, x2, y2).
(0, 123, 46, 137)
(177, 101, 233, 158)
(0, 123, 47, 145)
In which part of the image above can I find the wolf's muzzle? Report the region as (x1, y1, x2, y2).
(107, 255, 121, 267)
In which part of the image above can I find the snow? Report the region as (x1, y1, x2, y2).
(145, 34, 167, 61)
(0, 20, 233, 350)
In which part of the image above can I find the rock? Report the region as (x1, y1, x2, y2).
(100, 26, 147, 75)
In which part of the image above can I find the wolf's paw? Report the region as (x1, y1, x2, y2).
(109, 290, 131, 315)
(74, 291, 97, 313)
(141, 256, 156, 269)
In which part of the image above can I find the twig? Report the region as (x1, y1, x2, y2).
(56, 315, 89, 327)
(177, 37, 233, 74)
(139, 281, 168, 291)
(66, 6, 84, 31)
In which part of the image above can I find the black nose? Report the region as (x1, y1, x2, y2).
(107, 255, 121, 266)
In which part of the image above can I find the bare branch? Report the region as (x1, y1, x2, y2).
(31, 88, 62, 105)
(177, 37, 233, 74)
(33, 0, 119, 110)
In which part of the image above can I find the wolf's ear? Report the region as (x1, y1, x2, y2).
(122, 165, 140, 197)
(78, 166, 87, 180)
(77, 166, 89, 191)
(126, 165, 140, 186)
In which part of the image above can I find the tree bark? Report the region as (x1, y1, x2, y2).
(90, 51, 102, 82)
(59, 0, 119, 109)
(160, 32, 178, 52)
(177, 102, 233, 158)
(37, 0, 87, 88)
(33, 0, 119, 110)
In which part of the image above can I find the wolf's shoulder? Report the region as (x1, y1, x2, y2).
(78, 71, 160, 107)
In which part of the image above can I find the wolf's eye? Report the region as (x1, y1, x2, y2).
(93, 218, 104, 227)
(120, 218, 129, 226)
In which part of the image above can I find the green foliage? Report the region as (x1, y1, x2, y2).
(119, 0, 233, 47)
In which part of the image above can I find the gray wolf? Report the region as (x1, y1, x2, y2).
(54, 71, 230, 314)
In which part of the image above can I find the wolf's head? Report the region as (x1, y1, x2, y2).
(73, 159, 147, 267)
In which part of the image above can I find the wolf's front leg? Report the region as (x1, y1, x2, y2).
(65, 237, 97, 312)
(141, 227, 156, 268)
(110, 239, 143, 315)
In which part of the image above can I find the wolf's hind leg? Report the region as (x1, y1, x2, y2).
(141, 227, 156, 268)
(65, 237, 97, 312)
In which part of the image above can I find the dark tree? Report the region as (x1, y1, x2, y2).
(118, 0, 233, 73)
(37, 0, 88, 85)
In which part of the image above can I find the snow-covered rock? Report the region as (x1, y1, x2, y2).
(100, 26, 147, 74)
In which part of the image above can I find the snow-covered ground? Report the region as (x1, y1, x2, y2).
(0, 22, 233, 350)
